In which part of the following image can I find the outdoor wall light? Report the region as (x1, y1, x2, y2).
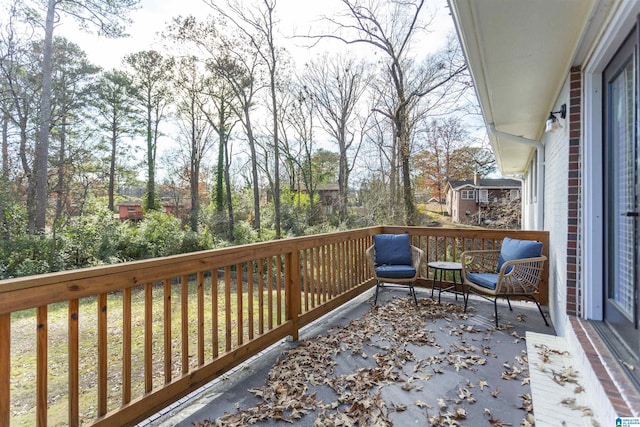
(545, 103, 567, 133)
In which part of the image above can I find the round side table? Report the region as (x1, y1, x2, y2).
(427, 261, 464, 303)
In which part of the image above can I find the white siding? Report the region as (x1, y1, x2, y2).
(543, 80, 571, 336)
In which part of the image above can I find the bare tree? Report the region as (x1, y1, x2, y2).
(203, 0, 287, 238)
(173, 56, 216, 232)
(301, 53, 369, 223)
(168, 16, 267, 234)
(313, 0, 468, 225)
(199, 73, 239, 240)
(280, 83, 319, 221)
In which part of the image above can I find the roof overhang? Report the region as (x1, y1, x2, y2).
(448, 0, 598, 175)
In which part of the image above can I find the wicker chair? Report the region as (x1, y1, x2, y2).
(366, 234, 424, 306)
(461, 237, 549, 327)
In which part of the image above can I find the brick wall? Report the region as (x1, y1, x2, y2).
(567, 67, 582, 316)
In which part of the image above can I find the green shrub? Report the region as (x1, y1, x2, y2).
(135, 211, 184, 258)
(59, 207, 125, 268)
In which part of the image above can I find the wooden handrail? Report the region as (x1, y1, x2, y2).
(0, 226, 548, 426)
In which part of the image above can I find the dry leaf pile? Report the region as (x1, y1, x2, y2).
(195, 296, 542, 426)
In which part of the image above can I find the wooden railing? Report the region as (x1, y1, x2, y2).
(0, 226, 548, 426)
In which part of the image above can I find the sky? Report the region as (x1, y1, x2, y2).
(52, 0, 455, 71)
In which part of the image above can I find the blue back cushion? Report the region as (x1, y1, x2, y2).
(374, 234, 412, 266)
(497, 237, 543, 273)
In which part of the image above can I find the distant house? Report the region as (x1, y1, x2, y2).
(294, 183, 341, 215)
(117, 202, 144, 221)
(116, 200, 188, 221)
(315, 183, 340, 213)
(446, 175, 521, 224)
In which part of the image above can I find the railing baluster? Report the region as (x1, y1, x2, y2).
(302, 249, 310, 311)
(237, 263, 243, 346)
(197, 271, 205, 366)
(247, 263, 254, 340)
(320, 246, 326, 302)
(276, 256, 282, 325)
(181, 275, 189, 375)
(332, 243, 336, 296)
(258, 259, 265, 335)
(313, 247, 320, 306)
(97, 293, 107, 417)
(339, 242, 345, 292)
(144, 283, 153, 393)
(286, 250, 301, 341)
(68, 299, 79, 426)
(163, 279, 172, 384)
(0, 314, 9, 427)
(122, 289, 131, 405)
(212, 272, 219, 358)
(325, 245, 330, 300)
(224, 266, 232, 352)
(267, 258, 273, 330)
(313, 247, 318, 304)
(36, 305, 47, 426)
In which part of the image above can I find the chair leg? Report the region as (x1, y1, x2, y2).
(374, 280, 381, 305)
(463, 288, 471, 312)
(410, 284, 418, 306)
(527, 295, 550, 326)
(494, 298, 499, 328)
(506, 296, 513, 311)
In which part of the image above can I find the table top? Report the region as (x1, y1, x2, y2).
(427, 261, 462, 270)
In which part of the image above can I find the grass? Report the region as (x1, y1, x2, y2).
(10, 277, 287, 426)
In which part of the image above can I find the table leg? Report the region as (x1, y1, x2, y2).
(431, 269, 436, 298)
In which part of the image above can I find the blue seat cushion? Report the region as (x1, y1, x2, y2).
(467, 272, 499, 290)
(376, 265, 416, 279)
(497, 237, 543, 273)
(374, 234, 412, 266)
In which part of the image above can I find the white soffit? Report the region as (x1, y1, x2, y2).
(449, 0, 597, 175)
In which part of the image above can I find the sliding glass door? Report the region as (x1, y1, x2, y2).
(603, 25, 640, 352)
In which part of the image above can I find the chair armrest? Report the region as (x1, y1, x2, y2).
(365, 245, 376, 275)
(461, 250, 500, 275)
(410, 245, 424, 271)
(496, 255, 547, 294)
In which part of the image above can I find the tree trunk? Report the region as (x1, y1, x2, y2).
(55, 117, 67, 222)
(270, 76, 281, 238)
(244, 105, 260, 233)
(34, 0, 57, 232)
(224, 136, 234, 241)
(398, 121, 416, 225)
(216, 110, 225, 213)
(190, 107, 199, 232)
(108, 113, 117, 211)
(2, 112, 8, 179)
(338, 142, 348, 223)
(145, 98, 155, 210)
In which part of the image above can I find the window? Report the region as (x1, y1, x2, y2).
(461, 190, 475, 200)
(509, 190, 521, 200)
(478, 190, 489, 203)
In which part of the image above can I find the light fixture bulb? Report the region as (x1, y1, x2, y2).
(545, 113, 562, 133)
